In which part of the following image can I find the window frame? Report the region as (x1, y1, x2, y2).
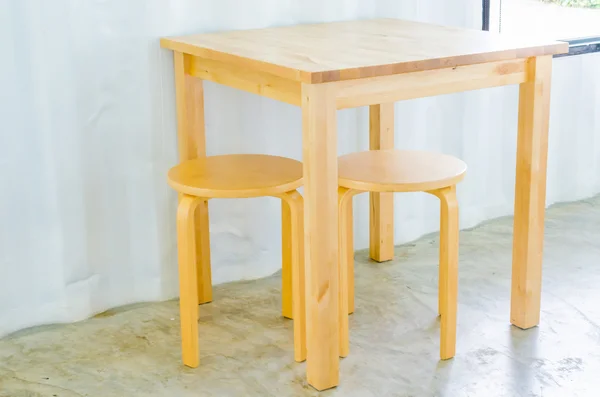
(482, 0, 600, 57)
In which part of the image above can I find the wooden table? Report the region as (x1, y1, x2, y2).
(161, 18, 568, 390)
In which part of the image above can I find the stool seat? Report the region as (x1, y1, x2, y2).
(168, 154, 303, 198)
(168, 153, 307, 366)
(337, 149, 466, 361)
(338, 150, 467, 192)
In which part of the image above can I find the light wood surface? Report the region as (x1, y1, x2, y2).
(338, 187, 361, 357)
(335, 59, 528, 109)
(369, 104, 395, 263)
(511, 55, 553, 329)
(337, 150, 463, 362)
(161, 19, 567, 84)
(302, 83, 339, 391)
(429, 187, 459, 360)
(345, 196, 355, 315)
(277, 191, 307, 362)
(194, 200, 212, 304)
(170, 169, 306, 363)
(281, 199, 293, 320)
(173, 52, 212, 305)
(339, 150, 467, 193)
(173, 53, 206, 161)
(188, 56, 301, 106)
(167, 155, 303, 199)
(177, 195, 201, 368)
(163, 19, 564, 388)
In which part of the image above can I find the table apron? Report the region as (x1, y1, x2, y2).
(185, 54, 529, 110)
(334, 58, 528, 109)
(187, 55, 301, 106)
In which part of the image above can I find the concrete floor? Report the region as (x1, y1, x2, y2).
(1, 196, 599, 397)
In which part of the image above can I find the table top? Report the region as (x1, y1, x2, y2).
(161, 18, 568, 84)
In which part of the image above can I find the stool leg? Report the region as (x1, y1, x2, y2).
(338, 187, 356, 358)
(280, 191, 306, 362)
(282, 200, 293, 319)
(195, 200, 213, 305)
(177, 195, 201, 367)
(436, 186, 459, 360)
(346, 197, 355, 315)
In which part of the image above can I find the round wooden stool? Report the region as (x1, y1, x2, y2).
(167, 154, 306, 367)
(337, 149, 467, 360)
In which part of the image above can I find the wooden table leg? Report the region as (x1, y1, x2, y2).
(369, 103, 395, 262)
(302, 83, 339, 391)
(173, 52, 212, 304)
(511, 55, 553, 329)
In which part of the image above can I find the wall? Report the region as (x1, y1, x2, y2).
(1, 0, 599, 338)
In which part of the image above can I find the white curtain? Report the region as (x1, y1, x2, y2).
(1, 0, 599, 338)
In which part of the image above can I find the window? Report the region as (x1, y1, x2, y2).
(484, 0, 600, 56)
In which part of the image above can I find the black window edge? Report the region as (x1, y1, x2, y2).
(554, 37, 600, 58)
(482, 0, 491, 31)
(482, 0, 600, 57)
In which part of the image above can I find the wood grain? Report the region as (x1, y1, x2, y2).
(429, 187, 459, 360)
(281, 199, 293, 319)
(161, 19, 567, 84)
(167, 155, 303, 199)
(177, 195, 201, 368)
(302, 83, 339, 391)
(338, 150, 467, 193)
(511, 55, 553, 330)
(369, 104, 395, 262)
(173, 53, 206, 161)
(335, 59, 528, 109)
(188, 56, 300, 106)
(337, 151, 464, 362)
(346, 196, 355, 315)
(194, 200, 212, 305)
(169, 165, 306, 363)
(338, 187, 361, 358)
(278, 191, 307, 362)
(173, 52, 212, 305)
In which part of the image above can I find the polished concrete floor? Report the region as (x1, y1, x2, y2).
(1, 196, 599, 397)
